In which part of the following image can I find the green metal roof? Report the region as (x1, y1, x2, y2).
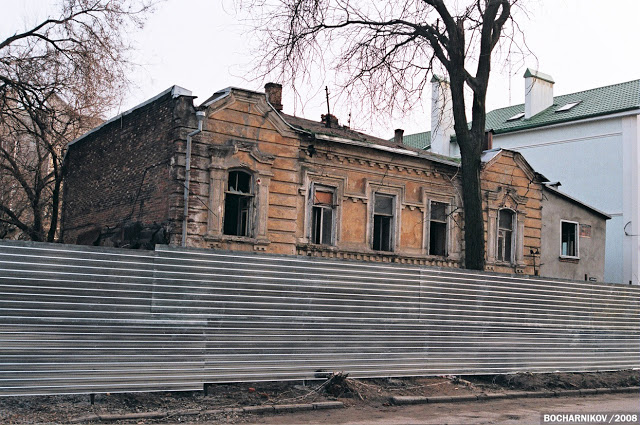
(487, 79, 640, 134)
(401, 131, 431, 150)
(402, 79, 640, 145)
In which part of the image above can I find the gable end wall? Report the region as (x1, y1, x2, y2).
(62, 92, 194, 245)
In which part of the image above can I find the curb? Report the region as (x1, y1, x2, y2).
(391, 386, 640, 406)
(69, 400, 344, 423)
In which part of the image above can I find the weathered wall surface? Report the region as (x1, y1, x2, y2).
(294, 139, 463, 266)
(482, 151, 543, 276)
(184, 90, 301, 254)
(62, 86, 549, 275)
(62, 90, 195, 247)
(541, 188, 608, 282)
(187, 88, 468, 266)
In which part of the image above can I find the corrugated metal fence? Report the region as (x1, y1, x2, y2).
(1, 240, 638, 396)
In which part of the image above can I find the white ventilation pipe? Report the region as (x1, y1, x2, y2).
(181, 110, 206, 247)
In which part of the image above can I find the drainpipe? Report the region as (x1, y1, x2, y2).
(181, 110, 206, 247)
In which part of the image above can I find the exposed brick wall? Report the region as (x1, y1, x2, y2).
(62, 91, 195, 245)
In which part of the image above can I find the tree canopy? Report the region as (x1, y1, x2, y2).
(0, 0, 156, 241)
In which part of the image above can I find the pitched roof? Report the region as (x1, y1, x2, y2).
(282, 113, 393, 146)
(401, 78, 640, 144)
(486, 80, 640, 134)
(281, 113, 459, 166)
(543, 184, 611, 220)
(402, 131, 431, 150)
(486, 79, 640, 134)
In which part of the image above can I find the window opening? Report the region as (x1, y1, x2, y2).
(561, 221, 578, 257)
(372, 193, 394, 251)
(497, 209, 514, 263)
(429, 201, 448, 256)
(311, 186, 335, 245)
(224, 170, 253, 236)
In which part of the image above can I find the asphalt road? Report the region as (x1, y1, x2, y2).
(239, 393, 640, 425)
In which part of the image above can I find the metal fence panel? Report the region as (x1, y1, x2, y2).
(0, 240, 638, 396)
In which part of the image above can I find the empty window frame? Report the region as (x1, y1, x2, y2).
(497, 209, 515, 263)
(372, 193, 394, 252)
(223, 170, 253, 237)
(561, 220, 579, 257)
(310, 185, 336, 245)
(429, 201, 448, 256)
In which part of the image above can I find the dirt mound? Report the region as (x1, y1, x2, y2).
(467, 370, 639, 391)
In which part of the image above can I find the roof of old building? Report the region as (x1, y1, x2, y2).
(401, 78, 640, 145)
(280, 113, 459, 166)
(543, 184, 611, 220)
(282, 113, 393, 146)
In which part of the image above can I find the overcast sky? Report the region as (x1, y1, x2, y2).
(3, 0, 640, 138)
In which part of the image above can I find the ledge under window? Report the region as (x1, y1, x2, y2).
(204, 233, 270, 246)
(559, 256, 580, 263)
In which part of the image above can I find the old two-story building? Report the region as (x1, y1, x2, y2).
(62, 83, 551, 276)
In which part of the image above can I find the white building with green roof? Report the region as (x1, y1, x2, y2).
(404, 70, 640, 284)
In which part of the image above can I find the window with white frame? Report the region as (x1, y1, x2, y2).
(497, 209, 515, 263)
(429, 201, 448, 256)
(223, 170, 253, 237)
(561, 220, 579, 257)
(310, 185, 336, 245)
(372, 193, 394, 252)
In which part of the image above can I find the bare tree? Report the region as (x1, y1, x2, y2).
(0, 0, 156, 242)
(241, 0, 528, 270)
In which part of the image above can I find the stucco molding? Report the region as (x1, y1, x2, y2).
(299, 168, 347, 245)
(204, 90, 298, 138)
(310, 148, 445, 180)
(209, 139, 276, 166)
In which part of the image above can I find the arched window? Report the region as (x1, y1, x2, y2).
(497, 209, 515, 263)
(223, 170, 253, 237)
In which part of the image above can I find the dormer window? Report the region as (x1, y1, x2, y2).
(506, 112, 525, 122)
(556, 101, 581, 112)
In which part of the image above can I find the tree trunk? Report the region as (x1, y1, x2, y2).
(459, 135, 485, 270)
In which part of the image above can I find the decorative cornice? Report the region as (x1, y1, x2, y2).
(296, 244, 461, 268)
(307, 150, 450, 180)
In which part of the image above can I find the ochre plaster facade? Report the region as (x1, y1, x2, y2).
(63, 86, 544, 275)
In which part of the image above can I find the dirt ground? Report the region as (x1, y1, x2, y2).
(0, 371, 637, 424)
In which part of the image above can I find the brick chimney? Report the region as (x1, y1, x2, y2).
(264, 83, 283, 111)
(321, 113, 339, 128)
(394, 129, 404, 146)
(524, 69, 554, 119)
